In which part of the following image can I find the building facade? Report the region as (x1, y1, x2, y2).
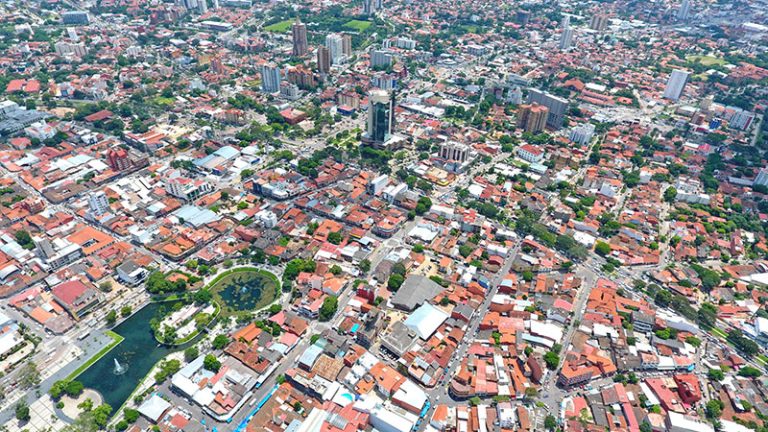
(664, 70, 690, 101)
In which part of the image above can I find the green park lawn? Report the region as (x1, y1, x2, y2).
(686, 55, 726, 66)
(265, 19, 294, 33)
(344, 20, 372, 31)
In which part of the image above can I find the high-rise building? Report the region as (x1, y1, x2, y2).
(569, 123, 596, 145)
(261, 63, 282, 93)
(663, 69, 690, 101)
(107, 147, 131, 171)
(89, 191, 110, 216)
(516, 10, 530, 26)
(198, 0, 208, 14)
(589, 13, 609, 31)
(527, 89, 568, 129)
(181, 0, 200, 11)
(517, 104, 549, 133)
(341, 34, 353, 57)
(560, 27, 574, 50)
(211, 57, 225, 74)
(34, 237, 55, 259)
(287, 66, 316, 89)
(363, 0, 375, 15)
(439, 142, 470, 163)
(54, 41, 88, 56)
(507, 86, 523, 105)
(62, 11, 90, 25)
(365, 89, 395, 145)
(292, 17, 308, 57)
(371, 73, 398, 90)
(677, 0, 691, 20)
(755, 168, 768, 187)
(559, 15, 574, 50)
(370, 49, 393, 68)
(326, 33, 344, 65)
(280, 82, 300, 100)
(317, 46, 331, 74)
(338, 92, 361, 110)
(212, 0, 219, 9)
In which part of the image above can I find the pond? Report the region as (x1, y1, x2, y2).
(211, 270, 279, 314)
(77, 302, 199, 410)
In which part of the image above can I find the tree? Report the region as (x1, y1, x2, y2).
(106, 310, 117, 325)
(78, 398, 93, 412)
(708, 369, 724, 381)
(694, 266, 721, 292)
(283, 259, 316, 280)
(705, 399, 723, 419)
(543, 351, 560, 370)
(685, 336, 701, 347)
(358, 259, 371, 273)
(212, 334, 230, 350)
(663, 186, 677, 203)
(330, 265, 342, 275)
(240, 169, 254, 180)
(120, 305, 132, 317)
(458, 244, 473, 258)
(392, 263, 407, 276)
(14, 230, 33, 248)
(387, 273, 405, 291)
(269, 304, 283, 315)
(15, 401, 30, 422)
(61, 411, 99, 432)
(319, 296, 338, 321)
(203, 354, 221, 372)
(154, 359, 181, 384)
(522, 270, 534, 282)
(195, 313, 212, 332)
(738, 366, 762, 378)
(327, 231, 343, 244)
(92, 404, 112, 428)
(50, 380, 67, 399)
(654, 290, 672, 308)
(18, 362, 41, 389)
(415, 196, 432, 215)
(524, 387, 538, 399)
(123, 408, 139, 423)
(193, 289, 212, 304)
(727, 329, 760, 356)
(65, 380, 84, 397)
(544, 415, 557, 431)
(184, 346, 199, 362)
(594, 241, 611, 256)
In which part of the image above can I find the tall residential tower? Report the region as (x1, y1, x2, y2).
(292, 17, 308, 56)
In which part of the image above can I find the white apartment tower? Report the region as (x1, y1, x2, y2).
(663, 69, 690, 101)
(326, 34, 344, 65)
(88, 191, 110, 216)
(260, 63, 282, 93)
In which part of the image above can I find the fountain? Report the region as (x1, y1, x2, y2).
(113, 358, 126, 375)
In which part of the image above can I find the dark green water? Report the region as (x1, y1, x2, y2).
(77, 302, 198, 410)
(214, 271, 277, 311)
